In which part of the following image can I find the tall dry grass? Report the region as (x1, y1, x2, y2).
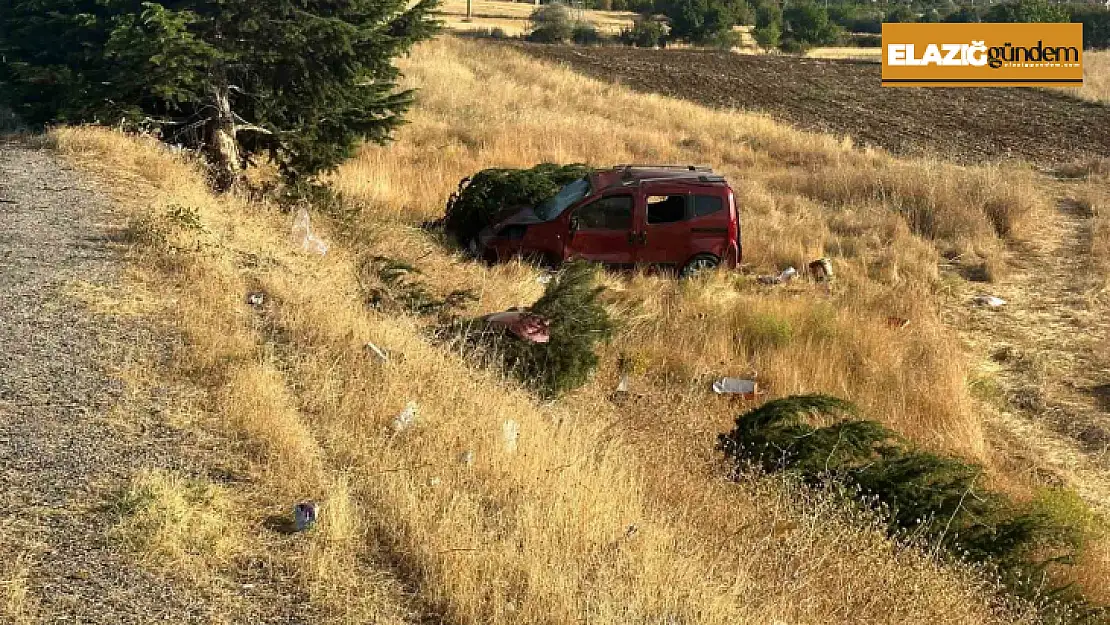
(48, 35, 1071, 624)
(1075, 50, 1110, 105)
(0, 552, 36, 625)
(333, 36, 1047, 458)
(53, 125, 1034, 625)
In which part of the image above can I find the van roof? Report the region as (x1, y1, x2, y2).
(591, 165, 729, 191)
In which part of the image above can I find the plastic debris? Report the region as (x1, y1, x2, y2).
(536, 273, 553, 285)
(974, 295, 1007, 308)
(459, 450, 475, 466)
(364, 341, 389, 363)
(502, 419, 520, 454)
(886, 316, 911, 329)
(484, 311, 551, 343)
(712, 377, 761, 399)
(808, 258, 834, 282)
(757, 266, 797, 285)
(291, 208, 329, 255)
(615, 374, 630, 393)
(246, 292, 265, 306)
(293, 501, 319, 531)
(391, 401, 419, 433)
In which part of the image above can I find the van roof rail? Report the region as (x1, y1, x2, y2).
(622, 174, 727, 185)
(616, 164, 714, 177)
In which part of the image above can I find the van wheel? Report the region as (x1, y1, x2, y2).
(680, 254, 720, 278)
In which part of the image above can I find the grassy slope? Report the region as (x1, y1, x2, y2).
(50, 35, 1091, 623)
(435, 0, 636, 36)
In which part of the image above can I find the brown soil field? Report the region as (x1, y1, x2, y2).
(515, 43, 1110, 166)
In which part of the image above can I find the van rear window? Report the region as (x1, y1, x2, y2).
(693, 195, 723, 217)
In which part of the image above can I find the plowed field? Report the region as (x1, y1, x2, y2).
(518, 43, 1110, 166)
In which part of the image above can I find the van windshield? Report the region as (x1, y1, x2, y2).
(536, 178, 590, 221)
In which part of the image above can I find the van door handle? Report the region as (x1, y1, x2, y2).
(638, 232, 647, 245)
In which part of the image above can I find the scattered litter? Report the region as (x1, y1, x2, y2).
(502, 419, 520, 454)
(808, 258, 834, 282)
(459, 450, 475, 466)
(246, 292, 265, 306)
(293, 501, 319, 531)
(886, 316, 911, 329)
(757, 266, 797, 285)
(974, 295, 1007, 308)
(364, 341, 389, 363)
(536, 273, 553, 285)
(391, 401, 419, 433)
(712, 377, 762, 400)
(290, 208, 329, 255)
(615, 374, 630, 394)
(484, 310, 551, 343)
(428, 477, 441, 487)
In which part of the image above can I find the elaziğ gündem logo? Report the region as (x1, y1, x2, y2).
(882, 23, 1083, 87)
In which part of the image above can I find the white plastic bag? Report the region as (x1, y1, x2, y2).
(712, 378, 758, 396)
(502, 420, 520, 454)
(974, 295, 1006, 308)
(291, 208, 329, 255)
(391, 401, 419, 433)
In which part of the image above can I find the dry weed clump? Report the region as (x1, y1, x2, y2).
(0, 553, 36, 625)
(1074, 50, 1110, 105)
(51, 124, 1036, 625)
(109, 470, 239, 577)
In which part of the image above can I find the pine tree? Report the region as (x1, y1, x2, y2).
(0, 0, 439, 188)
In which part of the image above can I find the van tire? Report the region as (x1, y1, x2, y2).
(680, 254, 720, 278)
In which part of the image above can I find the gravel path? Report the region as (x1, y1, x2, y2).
(0, 139, 304, 623)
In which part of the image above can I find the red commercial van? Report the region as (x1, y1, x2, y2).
(474, 165, 741, 277)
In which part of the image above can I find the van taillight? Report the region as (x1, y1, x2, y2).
(727, 189, 740, 264)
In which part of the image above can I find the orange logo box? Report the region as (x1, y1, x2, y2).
(882, 23, 1083, 87)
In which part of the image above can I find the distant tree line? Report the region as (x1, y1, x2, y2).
(547, 0, 1110, 51)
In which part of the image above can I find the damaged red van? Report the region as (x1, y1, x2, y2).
(474, 165, 741, 277)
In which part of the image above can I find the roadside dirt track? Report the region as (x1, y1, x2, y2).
(517, 43, 1110, 166)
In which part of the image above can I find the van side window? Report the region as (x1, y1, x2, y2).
(647, 195, 688, 224)
(693, 195, 723, 217)
(575, 195, 633, 230)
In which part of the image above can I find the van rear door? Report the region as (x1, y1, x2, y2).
(686, 192, 731, 262)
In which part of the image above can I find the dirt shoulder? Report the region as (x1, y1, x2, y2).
(0, 138, 311, 623)
(515, 43, 1110, 167)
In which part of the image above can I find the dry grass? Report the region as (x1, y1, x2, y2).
(1070, 175, 1110, 298)
(0, 554, 36, 625)
(49, 35, 1076, 624)
(335, 36, 1046, 457)
(805, 46, 882, 61)
(435, 0, 635, 37)
(1071, 50, 1110, 105)
(109, 470, 240, 577)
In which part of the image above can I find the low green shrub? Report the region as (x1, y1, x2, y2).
(572, 21, 602, 45)
(739, 312, 794, 350)
(444, 261, 614, 397)
(620, 18, 667, 47)
(718, 395, 1101, 615)
(443, 163, 590, 246)
(528, 3, 574, 43)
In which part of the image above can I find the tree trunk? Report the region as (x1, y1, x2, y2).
(205, 82, 242, 192)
